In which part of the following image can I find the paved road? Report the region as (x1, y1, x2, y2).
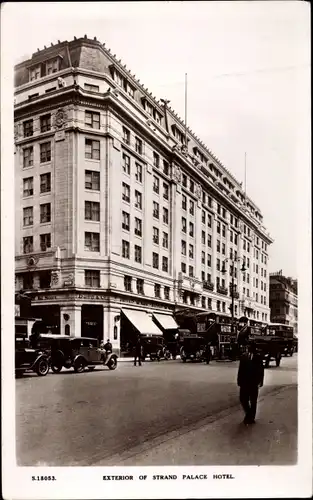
(16, 355, 297, 466)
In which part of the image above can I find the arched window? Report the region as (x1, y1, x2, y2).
(65, 324, 70, 336)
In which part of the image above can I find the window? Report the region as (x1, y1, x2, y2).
(202, 271, 205, 281)
(134, 190, 142, 209)
(40, 173, 51, 193)
(163, 207, 169, 224)
(243, 240, 246, 251)
(162, 231, 168, 249)
(181, 262, 186, 273)
(154, 283, 161, 298)
(217, 258, 220, 271)
(135, 163, 142, 182)
(247, 257, 250, 268)
(122, 153, 130, 174)
(85, 139, 100, 160)
(182, 194, 187, 210)
(163, 183, 169, 200)
(222, 302, 226, 313)
(40, 233, 51, 251)
(135, 137, 143, 154)
(137, 278, 144, 294)
(182, 174, 187, 187)
(40, 203, 51, 223)
(182, 217, 187, 233)
(217, 240, 220, 253)
(189, 266, 194, 277)
(122, 240, 130, 258)
(208, 297, 212, 309)
(40, 142, 51, 162)
(202, 210, 206, 224)
(85, 270, 100, 287)
(23, 206, 33, 226)
(217, 221, 221, 234)
(23, 147, 33, 168)
(222, 225, 226, 237)
(189, 244, 194, 259)
(122, 182, 130, 203)
(201, 297, 206, 308)
(134, 245, 142, 263)
(217, 300, 221, 312)
(162, 256, 169, 272)
(222, 243, 226, 255)
(190, 179, 194, 193)
(123, 126, 130, 145)
(234, 234, 238, 245)
(23, 120, 33, 137)
(85, 170, 100, 190)
(23, 236, 33, 254)
(163, 160, 169, 175)
(121, 211, 130, 230)
(189, 221, 194, 237)
(207, 234, 212, 247)
(164, 286, 170, 300)
(217, 204, 221, 215)
(40, 114, 51, 133)
(202, 251, 206, 264)
(222, 208, 226, 219)
(153, 227, 159, 244)
(23, 177, 33, 197)
(153, 152, 160, 168)
(127, 84, 135, 98)
(84, 83, 100, 92)
(134, 217, 142, 236)
(207, 254, 212, 267)
(124, 275, 132, 292)
(46, 58, 59, 74)
(85, 232, 100, 252)
(153, 201, 159, 219)
(181, 240, 186, 255)
(153, 252, 159, 269)
(230, 231, 233, 243)
(30, 65, 41, 81)
(189, 200, 194, 215)
(45, 87, 56, 93)
(201, 231, 206, 244)
(153, 175, 160, 193)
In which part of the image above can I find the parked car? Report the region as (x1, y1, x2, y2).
(141, 335, 171, 361)
(15, 334, 50, 377)
(34, 335, 118, 372)
(180, 335, 211, 363)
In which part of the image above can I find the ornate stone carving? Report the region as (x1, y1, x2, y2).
(54, 108, 68, 129)
(64, 273, 74, 287)
(195, 183, 202, 199)
(172, 165, 182, 184)
(51, 271, 60, 286)
(27, 256, 39, 268)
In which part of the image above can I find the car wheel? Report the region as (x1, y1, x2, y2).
(172, 355, 177, 360)
(36, 358, 49, 376)
(74, 358, 85, 373)
(108, 357, 117, 370)
(51, 363, 62, 373)
(150, 356, 155, 361)
(87, 366, 95, 371)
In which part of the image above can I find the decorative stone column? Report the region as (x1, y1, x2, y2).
(60, 304, 81, 337)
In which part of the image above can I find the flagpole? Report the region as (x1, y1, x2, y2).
(185, 73, 187, 145)
(244, 152, 247, 205)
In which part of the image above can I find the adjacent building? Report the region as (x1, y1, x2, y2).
(269, 271, 298, 333)
(14, 36, 273, 352)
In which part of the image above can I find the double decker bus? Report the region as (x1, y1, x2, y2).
(266, 323, 295, 356)
(196, 312, 237, 360)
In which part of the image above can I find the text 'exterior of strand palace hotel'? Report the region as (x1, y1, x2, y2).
(14, 35, 273, 352)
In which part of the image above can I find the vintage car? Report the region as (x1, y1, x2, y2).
(179, 334, 211, 363)
(15, 334, 50, 377)
(33, 335, 118, 372)
(141, 335, 171, 361)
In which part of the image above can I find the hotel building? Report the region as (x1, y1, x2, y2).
(14, 36, 273, 351)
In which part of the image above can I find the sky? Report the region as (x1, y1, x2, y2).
(2, 1, 310, 278)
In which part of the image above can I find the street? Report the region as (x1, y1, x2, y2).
(16, 355, 297, 466)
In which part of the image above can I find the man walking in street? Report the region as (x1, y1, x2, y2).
(237, 341, 264, 425)
(134, 336, 143, 366)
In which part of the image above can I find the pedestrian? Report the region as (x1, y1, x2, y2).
(134, 336, 142, 366)
(237, 341, 264, 425)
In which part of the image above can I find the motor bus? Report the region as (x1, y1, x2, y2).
(196, 312, 237, 360)
(266, 323, 295, 356)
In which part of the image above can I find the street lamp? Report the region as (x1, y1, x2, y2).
(221, 257, 246, 333)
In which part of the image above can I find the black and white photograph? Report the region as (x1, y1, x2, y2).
(1, 1, 311, 499)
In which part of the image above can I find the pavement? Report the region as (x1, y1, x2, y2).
(103, 384, 297, 466)
(16, 354, 297, 467)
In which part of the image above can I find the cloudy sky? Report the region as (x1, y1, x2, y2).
(3, 1, 310, 278)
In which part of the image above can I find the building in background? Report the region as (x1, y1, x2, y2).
(269, 271, 298, 333)
(14, 36, 273, 352)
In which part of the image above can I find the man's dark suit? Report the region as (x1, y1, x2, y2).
(237, 351, 264, 423)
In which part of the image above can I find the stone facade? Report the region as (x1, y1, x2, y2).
(14, 36, 273, 350)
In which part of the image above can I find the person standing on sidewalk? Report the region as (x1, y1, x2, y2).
(134, 336, 143, 366)
(237, 341, 264, 424)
